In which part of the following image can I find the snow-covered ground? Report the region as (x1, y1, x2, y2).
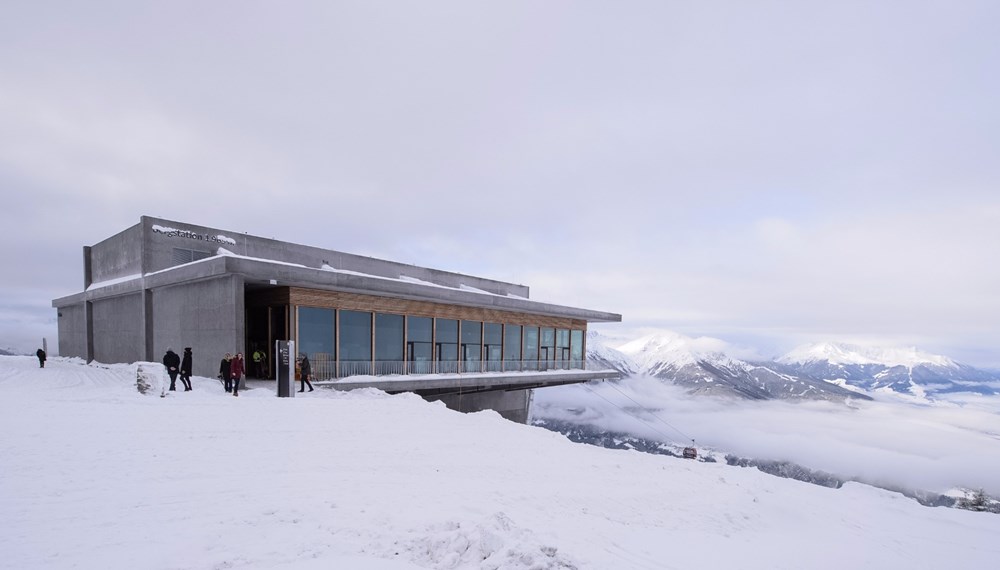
(2, 356, 999, 569)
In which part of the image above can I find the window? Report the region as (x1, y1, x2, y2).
(484, 322, 502, 372)
(571, 330, 584, 369)
(556, 328, 570, 368)
(172, 247, 212, 265)
(297, 306, 335, 379)
(540, 328, 555, 370)
(407, 316, 433, 374)
(461, 320, 482, 372)
(374, 313, 404, 374)
(523, 326, 539, 371)
(339, 310, 372, 376)
(435, 319, 458, 373)
(504, 325, 521, 371)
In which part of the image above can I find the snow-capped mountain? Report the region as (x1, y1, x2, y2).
(604, 332, 869, 402)
(584, 331, 638, 376)
(780, 342, 957, 368)
(779, 342, 1000, 397)
(586, 332, 1000, 400)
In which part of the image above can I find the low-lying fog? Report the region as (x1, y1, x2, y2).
(533, 376, 1000, 497)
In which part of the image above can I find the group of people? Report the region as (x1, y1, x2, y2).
(161, 347, 193, 391)
(160, 347, 315, 395)
(218, 352, 246, 396)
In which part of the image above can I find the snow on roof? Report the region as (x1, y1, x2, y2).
(85, 273, 143, 291)
(152, 224, 237, 246)
(84, 251, 518, 301)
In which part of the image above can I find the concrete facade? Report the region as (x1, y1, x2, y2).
(429, 390, 532, 423)
(53, 216, 622, 421)
(150, 276, 245, 380)
(91, 293, 143, 365)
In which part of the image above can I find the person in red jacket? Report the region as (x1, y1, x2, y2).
(231, 352, 245, 397)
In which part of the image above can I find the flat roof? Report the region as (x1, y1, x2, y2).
(55, 250, 623, 323)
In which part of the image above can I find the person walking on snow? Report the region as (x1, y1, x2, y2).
(231, 352, 245, 397)
(179, 347, 193, 391)
(298, 354, 314, 392)
(36, 348, 46, 368)
(252, 349, 266, 378)
(163, 348, 181, 391)
(219, 353, 233, 392)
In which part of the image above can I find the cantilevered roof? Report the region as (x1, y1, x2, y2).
(54, 251, 622, 323)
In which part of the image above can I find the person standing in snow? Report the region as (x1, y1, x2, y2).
(179, 347, 193, 391)
(231, 352, 245, 397)
(252, 348, 266, 378)
(219, 353, 233, 393)
(298, 354, 314, 392)
(163, 348, 181, 391)
(36, 348, 46, 368)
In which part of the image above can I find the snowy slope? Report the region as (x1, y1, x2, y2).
(2, 356, 999, 569)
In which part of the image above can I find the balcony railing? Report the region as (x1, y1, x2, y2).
(304, 359, 597, 381)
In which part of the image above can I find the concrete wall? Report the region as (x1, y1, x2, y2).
(89, 224, 143, 286)
(151, 275, 244, 381)
(92, 294, 144, 364)
(56, 303, 88, 359)
(140, 216, 529, 298)
(428, 389, 533, 424)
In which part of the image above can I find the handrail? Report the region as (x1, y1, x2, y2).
(303, 359, 600, 380)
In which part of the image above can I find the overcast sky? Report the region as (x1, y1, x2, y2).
(2, 1, 998, 366)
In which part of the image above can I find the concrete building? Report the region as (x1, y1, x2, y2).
(52, 216, 622, 421)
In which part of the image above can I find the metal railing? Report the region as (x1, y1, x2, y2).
(303, 358, 594, 380)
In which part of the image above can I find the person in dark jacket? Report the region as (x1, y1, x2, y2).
(36, 348, 46, 368)
(163, 348, 181, 391)
(298, 354, 314, 392)
(179, 347, 193, 391)
(219, 353, 233, 392)
(231, 352, 245, 397)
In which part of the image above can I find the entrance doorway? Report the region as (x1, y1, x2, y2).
(245, 286, 289, 379)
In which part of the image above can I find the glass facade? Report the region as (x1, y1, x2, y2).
(461, 320, 482, 372)
(540, 327, 555, 370)
(570, 329, 584, 369)
(556, 328, 570, 365)
(523, 327, 539, 371)
(340, 310, 372, 376)
(374, 313, 404, 374)
(298, 307, 335, 379)
(484, 322, 502, 372)
(504, 325, 521, 371)
(407, 316, 433, 374)
(293, 304, 589, 378)
(435, 318, 458, 373)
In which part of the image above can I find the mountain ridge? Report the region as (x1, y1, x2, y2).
(588, 331, 999, 400)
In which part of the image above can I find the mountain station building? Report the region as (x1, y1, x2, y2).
(52, 216, 621, 421)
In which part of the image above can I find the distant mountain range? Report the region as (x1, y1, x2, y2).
(587, 331, 1000, 401)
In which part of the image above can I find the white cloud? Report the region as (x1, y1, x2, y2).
(534, 376, 1000, 496)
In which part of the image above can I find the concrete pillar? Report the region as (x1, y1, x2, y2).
(85, 301, 94, 363)
(143, 288, 154, 362)
(83, 246, 93, 290)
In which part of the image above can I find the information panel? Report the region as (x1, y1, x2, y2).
(276, 340, 295, 398)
